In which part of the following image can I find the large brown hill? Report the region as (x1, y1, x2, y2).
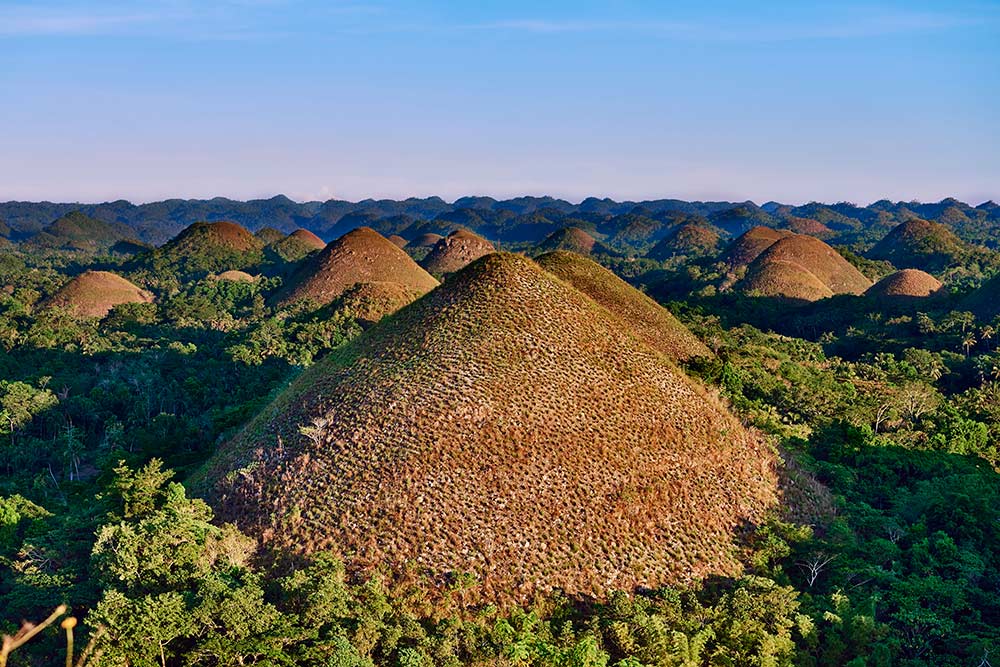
(268, 228, 326, 262)
(740, 234, 871, 300)
(536, 251, 711, 361)
(421, 229, 495, 275)
(44, 271, 152, 318)
(198, 253, 779, 604)
(647, 224, 721, 260)
(273, 227, 438, 308)
(866, 218, 988, 274)
(866, 269, 944, 300)
(722, 226, 795, 269)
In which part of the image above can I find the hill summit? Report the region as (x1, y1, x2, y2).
(647, 224, 721, 260)
(44, 271, 152, 318)
(273, 227, 438, 308)
(740, 234, 872, 301)
(135, 221, 264, 280)
(199, 253, 779, 604)
(866, 218, 991, 274)
(866, 269, 944, 300)
(421, 229, 495, 275)
(537, 227, 613, 256)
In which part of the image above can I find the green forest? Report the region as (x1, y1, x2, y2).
(1, 201, 1000, 667)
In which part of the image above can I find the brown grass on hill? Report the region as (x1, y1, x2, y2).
(538, 227, 598, 255)
(289, 228, 325, 250)
(781, 216, 832, 237)
(648, 224, 721, 260)
(722, 226, 795, 269)
(422, 229, 496, 275)
(198, 253, 780, 605)
(409, 233, 444, 248)
(740, 234, 871, 301)
(273, 227, 438, 308)
(213, 270, 257, 283)
(44, 271, 152, 318)
(388, 234, 408, 248)
(866, 269, 944, 300)
(741, 259, 835, 302)
(173, 220, 261, 252)
(535, 251, 712, 361)
(336, 281, 426, 327)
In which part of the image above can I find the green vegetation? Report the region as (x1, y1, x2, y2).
(2, 199, 1000, 665)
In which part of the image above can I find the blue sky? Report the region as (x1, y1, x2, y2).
(2, 0, 998, 204)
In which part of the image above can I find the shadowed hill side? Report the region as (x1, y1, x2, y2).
(421, 229, 495, 275)
(197, 253, 779, 604)
(741, 260, 835, 302)
(962, 274, 1000, 319)
(272, 227, 438, 308)
(42, 271, 152, 318)
(535, 251, 712, 361)
(27, 211, 139, 252)
(254, 227, 286, 244)
(267, 228, 326, 262)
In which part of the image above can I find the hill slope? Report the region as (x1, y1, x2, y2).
(866, 269, 944, 300)
(135, 221, 264, 280)
(867, 218, 993, 274)
(268, 228, 326, 262)
(421, 229, 495, 275)
(722, 226, 795, 269)
(43, 271, 152, 318)
(740, 235, 872, 300)
(647, 224, 721, 260)
(535, 251, 711, 361)
(27, 211, 138, 252)
(199, 253, 779, 603)
(273, 227, 438, 308)
(537, 226, 613, 256)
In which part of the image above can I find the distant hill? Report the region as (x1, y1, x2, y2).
(133, 221, 264, 281)
(867, 218, 997, 274)
(254, 227, 286, 244)
(273, 227, 438, 308)
(708, 204, 776, 235)
(197, 253, 778, 604)
(27, 211, 138, 252)
(421, 229, 495, 275)
(647, 224, 721, 260)
(536, 226, 616, 256)
(43, 271, 152, 318)
(865, 269, 944, 301)
(266, 228, 326, 262)
(740, 234, 872, 301)
(722, 226, 796, 270)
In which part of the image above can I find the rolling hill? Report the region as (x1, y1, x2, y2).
(722, 226, 795, 270)
(866, 218, 994, 274)
(134, 221, 264, 280)
(26, 211, 139, 252)
(740, 234, 872, 301)
(198, 253, 779, 604)
(272, 227, 438, 308)
(421, 229, 496, 275)
(647, 224, 721, 260)
(866, 269, 944, 301)
(536, 226, 608, 256)
(267, 228, 326, 262)
(43, 271, 152, 318)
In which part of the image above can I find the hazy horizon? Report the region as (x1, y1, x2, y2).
(3, 0, 998, 204)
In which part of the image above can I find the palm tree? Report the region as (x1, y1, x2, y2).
(963, 333, 977, 357)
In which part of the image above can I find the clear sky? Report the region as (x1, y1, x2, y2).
(2, 0, 998, 205)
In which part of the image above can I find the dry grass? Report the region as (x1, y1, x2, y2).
(213, 270, 257, 283)
(535, 251, 712, 361)
(289, 228, 325, 249)
(741, 260, 835, 302)
(337, 281, 427, 327)
(781, 216, 832, 237)
(173, 221, 261, 252)
(273, 227, 438, 308)
(409, 233, 444, 248)
(647, 224, 720, 260)
(739, 234, 872, 300)
(722, 226, 795, 269)
(43, 271, 152, 318)
(866, 269, 943, 300)
(201, 253, 779, 606)
(388, 235, 408, 248)
(421, 229, 496, 275)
